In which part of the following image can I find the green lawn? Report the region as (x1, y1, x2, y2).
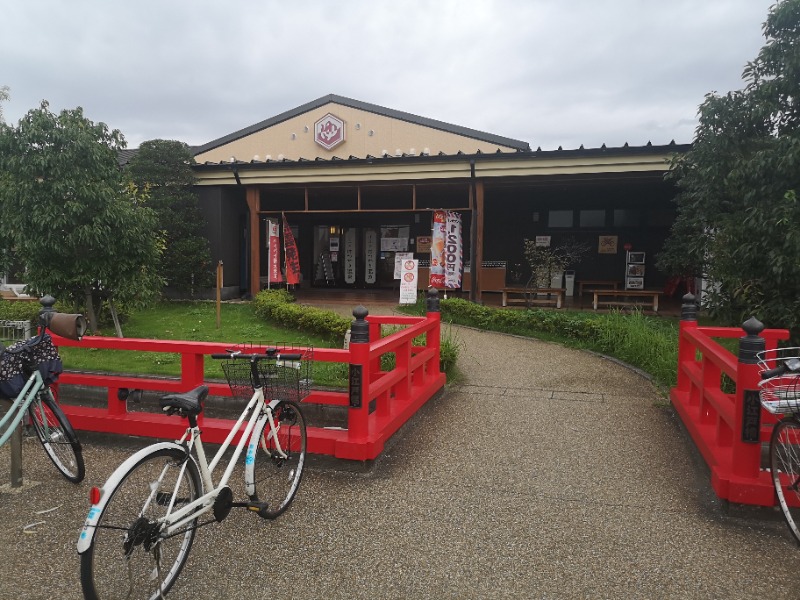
(57, 301, 347, 385)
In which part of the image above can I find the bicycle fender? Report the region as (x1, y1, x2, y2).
(244, 413, 269, 498)
(76, 441, 187, 554)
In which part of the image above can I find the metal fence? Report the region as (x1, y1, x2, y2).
(0, 320, 32, 342)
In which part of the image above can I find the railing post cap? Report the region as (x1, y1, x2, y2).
(742, 316, 764, 337)
(352, 305, 369, 320)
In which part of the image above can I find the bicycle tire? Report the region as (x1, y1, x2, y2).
(80, 447, 202, 600)
(247, 399, 307, 519)
(770, 416, 800, 545)
(28, 391, 85, 483)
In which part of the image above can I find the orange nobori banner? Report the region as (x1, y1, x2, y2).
(282, 214, 301, 285)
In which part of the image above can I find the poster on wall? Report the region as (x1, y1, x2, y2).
(267, 220, 282, 284)
(444, 211, 463, 289)
(364, 229, 378, 284)
(416, 236, 432, 253)
(344, 228, 356, 284)
(380, 226, 409, 251)
(598, 235, 618, 254)
(399, 258, 419, 305)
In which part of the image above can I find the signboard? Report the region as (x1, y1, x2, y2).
(394, 252, 413, 279)
(535, 236, 551, 247)
(314, 113, 345, 150)
(416, 235, 432, 253)
(399, 259, 419, 305)
(598, 235, 618, 254)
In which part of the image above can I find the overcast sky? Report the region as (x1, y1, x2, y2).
(1, 0, 776, 152)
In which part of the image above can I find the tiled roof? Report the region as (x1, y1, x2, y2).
(191, 94, 532, 156)
(192, 140, 690, 171)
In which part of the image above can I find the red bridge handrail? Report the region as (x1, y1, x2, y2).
(670, 294, 790, 505)
(51, 297, 446, 461)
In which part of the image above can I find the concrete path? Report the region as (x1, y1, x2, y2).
(2, 310, 800, 599)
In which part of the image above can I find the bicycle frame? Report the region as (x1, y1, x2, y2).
(0, 368, 46, 447)
(78, 384, 289, 550)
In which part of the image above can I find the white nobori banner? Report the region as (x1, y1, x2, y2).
(364, 229, 378, 284)
(344, 228, 357, 284)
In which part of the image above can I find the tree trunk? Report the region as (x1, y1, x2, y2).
(84, 287, 98, 333)
(109, 299, 123, 338)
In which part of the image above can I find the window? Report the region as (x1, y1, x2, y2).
(613, 209, 640, 227)
(579, 209, 605, 227)
(548, 210, 573, 228)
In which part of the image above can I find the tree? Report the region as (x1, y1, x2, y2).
(658, 0, 800, 338)
(0, 101, 163, 332)
(0, 85, 9, 123)
(126, 139, 213, 294)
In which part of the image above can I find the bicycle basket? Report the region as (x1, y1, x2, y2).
(0, 333, 62, 399)
(757, 347, 800, 414)
(221, 343, 313, 403)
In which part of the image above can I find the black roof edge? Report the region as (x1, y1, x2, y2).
(191, 93, 532, 156)
(192, 141, 692, 172)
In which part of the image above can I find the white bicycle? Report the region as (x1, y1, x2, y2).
(77, 344, 312, 600)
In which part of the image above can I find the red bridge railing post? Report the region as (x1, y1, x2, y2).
(733, 316, 766, 480)
(676, 293, 698, 394)
(425, 288, 442, 379)
(348, 305, 371, 443)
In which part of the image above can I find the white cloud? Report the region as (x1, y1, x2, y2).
(0, 0, 775, 150)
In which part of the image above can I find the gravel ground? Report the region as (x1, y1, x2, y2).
(2, 304, 800, 599)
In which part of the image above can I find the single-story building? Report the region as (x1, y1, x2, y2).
(188, 94, 689, 302)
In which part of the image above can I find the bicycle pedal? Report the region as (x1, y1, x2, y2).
(245, 501, 270, 518)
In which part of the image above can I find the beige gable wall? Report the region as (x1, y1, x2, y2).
(194, 102, 521, 164)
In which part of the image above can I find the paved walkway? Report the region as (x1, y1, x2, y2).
(2, 303, 800, 599)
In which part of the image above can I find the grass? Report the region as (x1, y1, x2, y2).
(57, 301, 346, 385)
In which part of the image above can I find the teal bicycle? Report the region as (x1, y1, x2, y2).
(0, 298, 87, 483)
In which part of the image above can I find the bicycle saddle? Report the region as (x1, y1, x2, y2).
(159, 385, 209, 417)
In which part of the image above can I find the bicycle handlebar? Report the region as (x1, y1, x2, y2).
(211, 351, 304, 361)
(761, 358, 800, 380)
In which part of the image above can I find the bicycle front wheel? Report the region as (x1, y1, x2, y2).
(28, 392, 85, 483)
(248, 399, 307, 519)
(770, 416, 800, 544)
(80, 447, 202, 600)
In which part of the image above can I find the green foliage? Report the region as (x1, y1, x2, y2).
(658, 0, 800, 338)
(431, 298, 678, 388)
(252, 289, 350, 342)
(0, 102, 163, 330)
(126, 140, 213, 294)
(0, 298, 43, 324)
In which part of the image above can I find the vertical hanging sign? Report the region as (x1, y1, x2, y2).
(344, 228, 357, 284)
(429, 210, 447, 288)
(444, 211, 463, 288)
(282, 214, 301, 285)
(267, 220, 283, 284)
(364, 229, 378, 284)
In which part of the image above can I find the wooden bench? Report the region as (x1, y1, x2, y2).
(591, 289, 661, 313)
(577, 279, 622, 296)
(501, 287, 564, 309)
(0, 289, 37, 302)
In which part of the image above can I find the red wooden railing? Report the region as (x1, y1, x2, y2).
(670, 294, 790, 505)
(51, 295, 446, 461)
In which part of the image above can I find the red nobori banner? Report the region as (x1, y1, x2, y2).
(282, 214, 301, 285)
(429, 210, 462, 288)
(429, 210, 447, 288)
(267, 220, 282, 283)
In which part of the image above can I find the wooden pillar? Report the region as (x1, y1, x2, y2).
(474, 180, 485, 303)
(246, 187, 260, 299)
